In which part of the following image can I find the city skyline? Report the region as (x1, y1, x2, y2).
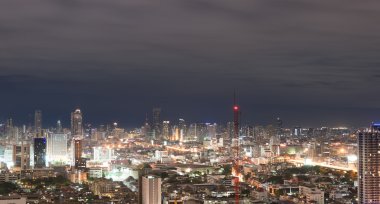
(0, 1, 376, 203)
(1, 106, 377, 129)
(1, 0, 380, 127)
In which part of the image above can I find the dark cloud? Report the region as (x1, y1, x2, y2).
(0, 0, 380, 127)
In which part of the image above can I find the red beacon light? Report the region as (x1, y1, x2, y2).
(233, 106, 239, 111)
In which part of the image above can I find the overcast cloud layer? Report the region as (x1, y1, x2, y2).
(1, 0, 380, 127)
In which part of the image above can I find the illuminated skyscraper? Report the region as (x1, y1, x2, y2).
(34, 110, 42, 137)
(34, 138, 46, 168)
(358, 123, 380, 203)
(71, 109, 83, 136)
(178, 118, 186, 140)
(152, 108, 161, 138)
(47, 133, 68, 164)
(72, 139, 82, 169)
(141, 175, 162, 204)
(162, 121, 170, 140)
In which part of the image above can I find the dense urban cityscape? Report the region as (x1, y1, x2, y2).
(1, 0, 380, 203)
(0, 105, 376, 203)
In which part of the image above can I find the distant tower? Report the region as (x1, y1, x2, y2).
(141, 175, 162, 204)
(276, 117, 283, 138)
(34, 138, 46, 168)
(56, 120, 63, 133)
(152, 108, 161, 138)
(5, 118, 13, 137)
(232, 92, 240, 204)
(162, 121, 170, 140)
(71, 109, 83, 136)
(293, 126, 302, 137)
(6, 118, 13, 129)
(358, 123, 380, 203)
(34, 110, 42, 137)
(178, 118, 186, 141)
(142, 114, 151, 138)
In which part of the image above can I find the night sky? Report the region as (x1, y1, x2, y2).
(1, 0, 380, 128)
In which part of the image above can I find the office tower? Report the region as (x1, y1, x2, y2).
(56, 120, 63, 133)
(152, 108, 161, 138)
(141, 175, 162, 204)
(142, 114, 151, 138)
(293, 126, 302, 137)
(47, 133, 68, 164)
(187, 124, 196, 141)
(138, 166, 152, 204)
(6, 118, 13, 131)
(34, 138, 46, 168)
(13, 144, 30, 170)
(34, 110, 42, 137)
(72, 139, 82, 168)
(5, 118, 13, 139)
(358, 123, 380, 203)
(276, 117, 283, 138)
(71, 108, 83, 136)
(197, 123, 208, 142)
(178, 119, 186, 140)
(162, 121, 170, 140)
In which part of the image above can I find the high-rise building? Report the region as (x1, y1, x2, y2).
(141, 175, 162, 204)
(34, 110, 42, 137)
(276, 117, 283, 138)
(178, 119, 186, 141)
(293, 126, 302, 137)
(13, 143, 30, 170)
(152, 108, 161, 138)
(5, 118, 13, 140)
(56, 120, 63, 133)
(47, 133, 68, 164)
(72, 139, 82, 169)
(162, 121, 170, 140)
(358, 123, 380, 203)
(71, 109, 83, 136)
(142, 114, 151, 138)
(34, 138, 46, 168)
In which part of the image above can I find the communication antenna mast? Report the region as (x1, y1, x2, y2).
(233, 91, 240, 204)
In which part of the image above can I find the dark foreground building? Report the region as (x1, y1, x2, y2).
(34, 138, 46, 168)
